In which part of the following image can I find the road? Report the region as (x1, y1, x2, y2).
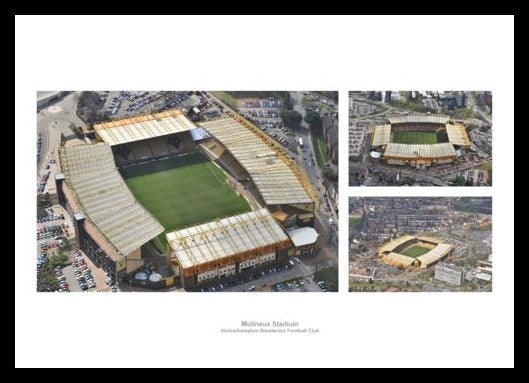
(36, 92, 84, 175)
(289, 92, 338, 238)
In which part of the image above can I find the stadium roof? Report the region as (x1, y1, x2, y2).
(382, 252, 416, 268)
(416, 243, 453, 267)
(384, 143, 456, 159)
(371, 125, 392, 147)
(60, 143, 164, 256)
(445, 123, 471, 147)
(199, 118, 313, 205)
(166, 208, 291, 273)
(93, 109, 196, 146)
(287, 227, 319, 247)
(379, 235, 453, 268)
(417, 236, 443, 244)
(379, 235, 415, 253)
(388, 114, 449, 125)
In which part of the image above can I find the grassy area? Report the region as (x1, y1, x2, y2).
(401, 244, 431, 258)
(312, 136, 330, 166)
(121, 152, 252, 252)
(451, 106, 474, 119)
(349, 215, 362, 228)
(210, 91, 240, 110)
(392, 131, 438, 145)
(349, 281, 423, 292)
(314, 266, 338, 292)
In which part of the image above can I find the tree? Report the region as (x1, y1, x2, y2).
(45, 253, 69, 271)
(280, 110, 302, 129)
(37, 270, 60, 291)
(322, 166, 337, 182)
(454, 175, 466, 186)
(304, 111, 322, 131)
(281, 93, 293, 110)
(37, 193, 52, 216)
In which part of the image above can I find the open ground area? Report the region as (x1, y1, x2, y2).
(121, 152, 251, 251)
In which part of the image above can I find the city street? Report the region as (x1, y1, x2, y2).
(290, 92, 338, 258)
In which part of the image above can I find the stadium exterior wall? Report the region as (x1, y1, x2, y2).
(386, 156, 455, 166)
(176, 248, 290, 290)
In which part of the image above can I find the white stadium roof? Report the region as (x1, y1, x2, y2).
(384, 143, 456, 159)
(445, 123, 471, 146)
(416, 243, 454, 267)
(379, 235, 415, 253)
(166, 208, 291, 271)
(388, 114, 449, 125)
(383, 252, 416, 268)
(371, 124, 392, 147)
(200, 118, 313, 205)
(287, 227, 319, 247)
(60, 143, 164, 256)
(93, 109, 196, 146)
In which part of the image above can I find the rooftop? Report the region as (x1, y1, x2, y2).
(93, 108, 196, 146)
(382, 252, 416, 268)
(416, 243, 453, 267)
(287, 227, 319, 247)
(384, 142, 456, 159)
(199, 117, 313, 205)
(388, 114, 449, 125)
(445, 123, 471, 147)
(378, 235, 416, 253)
(371, 124, 392, 147)
(60, 143, 164, 256)
(167, 208, 291, 273)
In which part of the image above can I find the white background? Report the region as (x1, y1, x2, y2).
(15, 15, 514, 368)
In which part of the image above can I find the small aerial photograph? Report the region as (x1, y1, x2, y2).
(349, 91, 492, 186)
(36, 91, 338, 292)
(349, 197, 492, 292)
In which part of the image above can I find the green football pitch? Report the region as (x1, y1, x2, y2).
(392, 131, 439, 145)
(401, 244, 432, 258)
(121, 152, 251, 252)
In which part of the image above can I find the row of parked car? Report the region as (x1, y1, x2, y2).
(36, 253, 47, 274)
(38, 169, 50, 193)
(54, 266, 70, 292)
(241, 99, 281, 108)
(248, 109, 280, 119)
(72, 251, 96, 291)
(37, 225, 69, 241)
(163, 93, 190, 109)
(37, 133, 42, 162)
(125, 93, 162, 113)
(315, 280, 329, 292)
(274, 277, 306, 292)
(198, 261, 296, 292)
(37, 208, 64, 223)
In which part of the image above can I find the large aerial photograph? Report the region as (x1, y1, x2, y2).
(36, 91, 338, 292)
